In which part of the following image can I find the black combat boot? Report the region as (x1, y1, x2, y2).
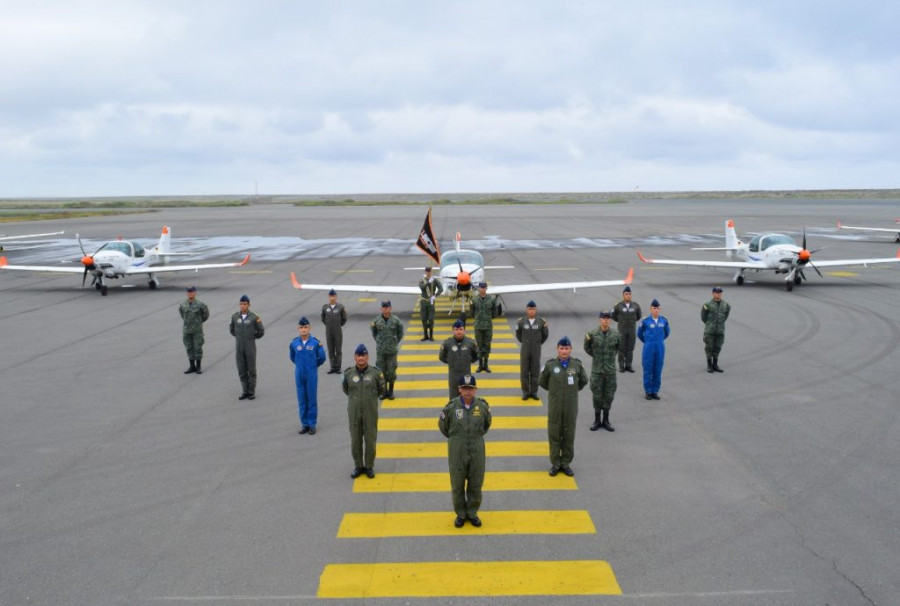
(707, 357, 714, 373)
(602, 410, 615, 432)
(387, 381, 395, 400)
(429, 328, 435, 341)
(713, 357, 723, 373)
(590, 412, 602, 431)
(184, 360, 196, 374)
(195, 359, 202, 374)
(483, 355, 492, 373)
(476, 356, 484, 373)
(420, 329, 429, 342)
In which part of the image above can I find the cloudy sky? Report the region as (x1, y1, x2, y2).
(2, 1, 898, 197)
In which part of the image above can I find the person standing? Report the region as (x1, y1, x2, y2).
(701, 286, 730, 373)
(438, 319, 479, 400)
(418, 266, 444, 341)
(179, 285, 209, 375)
(343, 343, 385, 479)
(229, 294, 265, 400)
(322, 289, 347, 374)
(371, 300, 404, 400)
(611, 285, 641, 373)
(515, 300, 548, 400)
(539, 336, 588, 477)
(438, 375, 492, 528)
(290, 316, 326, 434)
(637, 299, 670, 401)
(584, 311, 620, 432)
(470, 282, 499, 372)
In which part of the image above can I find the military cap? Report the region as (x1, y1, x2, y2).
(328, 288, 337, 296)
(459, 374, 477, 387)
(381, 300, 392, 307)
(453, 319, 465, 329)
(557, 336, 572, 347)
(354, 343, 368, 356)
(239, 294, 250, 303)
(298, 316, 310, 326)
(623, 285, 632, 293)
(424, 266, 432, 273)
(650, 298, 660, 307)
(712, 286, 723, 293)
(599, 310, 611, 319)
(477, 282, 487, 288)
(186, 285, 197, 292)
(526, 300, 536, 308)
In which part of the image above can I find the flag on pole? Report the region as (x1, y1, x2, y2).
(415, 208, 441, 266)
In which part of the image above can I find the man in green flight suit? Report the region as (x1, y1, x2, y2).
(701, 286, 731, 373)
(515, 300, 548, 401)
(438, 374, 492, 528)
(438, 319, 479, 400)
(418, 266, 444, 341)
(470, 282, 500, 372)
(322, 289, 347, 374)
(540, 336, 588, 477)
(229, 294, 265, 400)
(343, 343, 385, 479)
(611, 285, 641, 373)
(370, 300, 404, 400)
(584, 311, 620, 432)
(179, 285, 209, 375)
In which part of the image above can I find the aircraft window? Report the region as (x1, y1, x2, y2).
(133, 242, 145, 258)
(748, 236, 761, 253)
(760, 234, 794, 250)
(96, 242, 132, 255)
(442, 250, 483, 268)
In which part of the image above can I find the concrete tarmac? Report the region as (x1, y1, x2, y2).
(1, 199, 899, 605)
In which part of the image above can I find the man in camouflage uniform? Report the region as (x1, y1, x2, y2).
(438, 374, 492, 528)
(322, 289, 347, 374)
(584, 311, 620, 432)
(539, 336, 588, 477)
(418, 267, 443, 341)
(229, 294, 265, 400)
(470, 282, 500, 372)
(179, 285, 209, 375)
(701, 286, 731, 373)
(611, 285, 641, 373)
(439, 319, 479, 400)
(343, 343, 385, 479)
(515, 300, 548, 400)
(370, 300, 404, 400)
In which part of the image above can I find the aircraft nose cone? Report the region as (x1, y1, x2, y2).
(798, 249, 811, 262)
(81, 255, 94, 267)
(457, 271, 471, 286)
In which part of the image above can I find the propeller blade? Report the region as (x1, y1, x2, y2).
(82, 267, 89, 288)
(76, 233, 87, 257)
(809, 261, 823, 278)
(802, 227, 807, 251)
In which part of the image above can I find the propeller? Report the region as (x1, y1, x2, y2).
(793, 228, 823, 278)
(77, 233, 95, 287)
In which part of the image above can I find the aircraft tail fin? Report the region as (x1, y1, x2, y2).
(156, 226, 172, 261)
(455, 232, 462, 253)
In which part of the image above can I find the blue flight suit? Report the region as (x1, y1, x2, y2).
(637, 315, 670, 395)
(289, 336, 326, 429)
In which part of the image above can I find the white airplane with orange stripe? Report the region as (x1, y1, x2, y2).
(836, 219, 900, 242)
(291, 232, 633, 308)
(0, 226, 250, 295)
(637, 219, 900, 291)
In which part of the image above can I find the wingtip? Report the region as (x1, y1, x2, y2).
(238, 253, 251, 266)
(636, 251, 651, 263)
(0, 256, 7, 268)
(836, 220, 842, 229)
(624, 267, 634, 284)
(290, 272, 302, 289)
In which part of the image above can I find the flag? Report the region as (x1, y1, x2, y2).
(415, 208, 441, 266)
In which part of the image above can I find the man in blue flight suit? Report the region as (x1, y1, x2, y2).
(637, 299, 670, 401)
(290, 316, 326, 434)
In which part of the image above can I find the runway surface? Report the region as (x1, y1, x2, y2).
(1, 198, 899, 605)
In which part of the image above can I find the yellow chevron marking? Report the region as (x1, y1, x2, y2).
(398, 353, 520, 362)
(337, 510, 594, 537)
(352, 471, 576, 493)
(379, 416, 545, 431)
(397, 365, 520, 376)
(393, 379, 521, 391)
(402, 341, 518, 350)
(378, 440, 547, 458)
(382, 395, 541, 408)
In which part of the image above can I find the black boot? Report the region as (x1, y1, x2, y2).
(476, 357, 484, 372)
(195, 359, 202, 374)
(428, 328, 435, 341)
(420, 328, 429, 342)
(590, 412, 602, 431)
(707, 357, 714, 373)
(483, 355, 491, 373)
(387, 381, 395, 400)
(713, 357, 723, 373)
(184, 360, 196, 374)
(602, 410, 615, 432)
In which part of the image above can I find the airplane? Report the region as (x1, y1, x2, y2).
(290, 231, 633, 310)
(636, 219, 900, 291)
(0, 231, 65, 252)
(0, 226, 250, 295)
(836, 219, 900, 242)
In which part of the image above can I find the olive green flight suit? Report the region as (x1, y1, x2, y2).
(471, 294, 499, 367)
(343, 364, 385, 470)
(321, 302, 347, 372)
(418, 277, 444, 336)
(701, 298, 731, 357)
(516, 316, 548, 397)
(438, 336, 479, 399)
(438, 396, 492, 519)
(611, 299, 642, 371)
(179, 298, 209, 361)
(229, 310, 265, 396)
(584, 327, 620, 413)
(371, 314, 404, 383)
(539, 357, 588, 468)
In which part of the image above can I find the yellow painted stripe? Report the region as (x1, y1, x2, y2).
(379, 440, 547, 458)
(382, 395, 541, 408)
(399, 352, 520, 362)
(402, 341, 518, 350)
(337, 510, 594, 537)
(379, 416, 545, 431)
(429, 317, 510, 324)
(352, 471, 576, 493)
(406, 330, 516, 339)
(318, 560, 621, 597)
(394, 378, 521, 390)
(826, 270, 859, 277)
(397, 364, 520, 375)
(357, 297, 376, 302)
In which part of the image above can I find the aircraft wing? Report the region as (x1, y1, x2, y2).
(0, 231, 65, 242)
(637, 251, 762, 269)
(836, 222, 899, 234)
(291, 272, 420, 295)
(125, 254, 251, 275)
(0, 257, 86, 273)
(805, 250, 900, 269)
(488, 268, 634, 295)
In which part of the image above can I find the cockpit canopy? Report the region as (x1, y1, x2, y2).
(441, 250, 483, 270)
(748, 233, 795, 253)
(95, 241, 145, 257)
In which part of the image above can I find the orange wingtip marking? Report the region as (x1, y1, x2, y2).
(836, 220, 842, 228)
(455, 232, 461, 242)
(896, 249, 900, 259)
(624, 267, 634, 284)
(726, 219, 735, 228)
(636, 251, 652, 263)
(0, 256, 7, 267)
(162, 226, 170, 235)
(290, 272, 302, 289)
(237, 253, 250, 266)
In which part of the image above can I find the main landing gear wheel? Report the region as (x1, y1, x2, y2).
(793, 275, 802, 285)
(95, 282, 102, 290)
(148, 280, 157, 290)
(785, 280, 793, 292)
(101, 285, 108, 296)
(736, 276, 744, 286)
